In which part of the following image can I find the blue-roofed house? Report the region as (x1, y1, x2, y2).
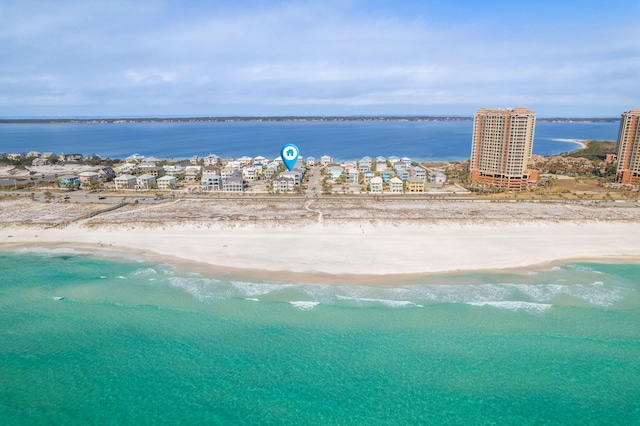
(58, 175, 79, 189)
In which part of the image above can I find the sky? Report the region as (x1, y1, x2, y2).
(1, 0, 639, 118)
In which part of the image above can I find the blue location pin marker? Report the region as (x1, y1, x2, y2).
(280, 143, 299, 171)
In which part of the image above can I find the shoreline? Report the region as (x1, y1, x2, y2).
(548, 138, 588, 149)
(3, 219, 640, 285)
(3, 197, 640, 284)
(3, 240, 640, 286)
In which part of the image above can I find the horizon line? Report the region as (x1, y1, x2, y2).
(0, 114, 621, 122)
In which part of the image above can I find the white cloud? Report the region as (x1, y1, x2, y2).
(0, 0, 638, 116)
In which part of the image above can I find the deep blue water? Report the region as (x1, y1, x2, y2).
(0, 120, 619, 161)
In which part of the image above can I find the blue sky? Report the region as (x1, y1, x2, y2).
(1, 0, 638, 117)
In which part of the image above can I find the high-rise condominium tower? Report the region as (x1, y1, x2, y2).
(615, 108, 640, 185)
(469, 106, 537, 191)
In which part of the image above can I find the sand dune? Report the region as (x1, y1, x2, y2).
(2, 196, 640, 282)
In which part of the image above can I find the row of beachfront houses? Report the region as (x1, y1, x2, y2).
(109, 154, 307, 192)
(0, 151, 88, 165)
(55, 153, 447, 193)
(322, 155, 446, 194)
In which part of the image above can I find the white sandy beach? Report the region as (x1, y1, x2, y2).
(2, 196, 640, 282)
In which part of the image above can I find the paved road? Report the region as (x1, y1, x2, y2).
(306, 167, 321, 197)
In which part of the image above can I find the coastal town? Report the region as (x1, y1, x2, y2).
(1, 108, 639, 203)
(0, 150, 466, 197)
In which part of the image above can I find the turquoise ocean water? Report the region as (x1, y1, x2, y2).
(1, 250, 639, 424)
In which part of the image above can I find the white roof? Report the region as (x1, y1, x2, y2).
(116, 174, 136, 180)
(126, 154, 145, 161)
(157, 175, 177, 181)
(370, 176, 383, 183)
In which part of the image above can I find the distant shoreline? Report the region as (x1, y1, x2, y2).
(0, 116, 621, 124)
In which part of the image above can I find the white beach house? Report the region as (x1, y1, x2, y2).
(369, 176, 383, 194)
(114, 174, 137, 190)
(157, 175, 177, 190)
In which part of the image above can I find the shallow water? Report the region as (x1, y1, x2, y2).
(1, 250, 639, 424)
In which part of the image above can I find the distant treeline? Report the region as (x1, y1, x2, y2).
(0, 116, 620, 124)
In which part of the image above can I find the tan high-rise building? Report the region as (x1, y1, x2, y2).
(615, 108, 640, 185)
(469, 106, 537, 191)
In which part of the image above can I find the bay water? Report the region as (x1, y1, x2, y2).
(1, 250, 639, 424)
(0, 120, 620, 161)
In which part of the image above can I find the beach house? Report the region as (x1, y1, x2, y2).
(163, 164, 184, 176)
(380, 171, 394, 182)
(272, 176, 295, 193)
(203, 154, 220, 166)
(388, 156, 401, 165)
(99, 167, 116, 180)
(157, 175, 177, 190)
(125, 154, 145, 163)
(238, 156, 253, 167)
(242, 167, 257, 181)
(78, 171, 100, 186)
(201, 173, 222, 190)
(369, 176, 383, 194)
(202, 165, 221, 175)
(405, 176, 425, 193)
(221, 166, 238, 179)
(430, 172, 447, 183)
(62, 153, 84, 163)
(222, 177, 244, 192)
(139, 162, 164, 177)
(347, 168, 360, 184)
(389, 176, 403, 193)
(116, 163, 138, 174)
(280, 170, 303, 185)
(136, 174, 156, 190)
(376, 156, 388, 171)
(358, 156, 372, 172)
(31, 157, 48, 167)
(411, 166, 427, 180)
(58, 175, 80, 189)
(184, 166, 202, 182)
(264, 164, 279, 179)
(328, 166, 344, 180)
(114, 174, 137, 190)
(363, 170, 375, 183)
(396, 169, 410, 181)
